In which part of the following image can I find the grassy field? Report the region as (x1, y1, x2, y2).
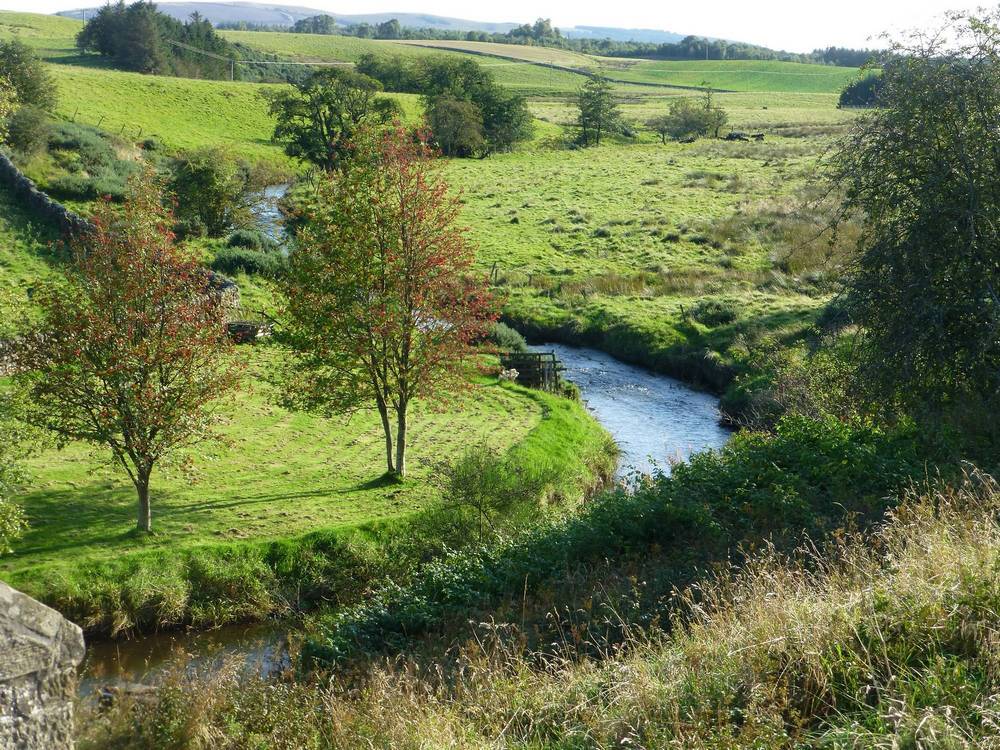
(1, 355, 531, 577)
(0, 342, 613, 633)
(221, 30, 591, 96)
(395, 38, 598, 67)
(442, 133, 842, 388)
(0, 10, 81, 59)
(607, 58, 862, 93)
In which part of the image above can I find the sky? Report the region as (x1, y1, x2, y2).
(0, 0, 986, 52)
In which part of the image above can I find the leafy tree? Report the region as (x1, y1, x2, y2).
(280, 127, 496, 478)
(831, 10, 1000, 410)
(13, 172, 243, 532)
(292, 14, 337, 34)
(376, 19, 402, 39)
(576, 76, 620, 146)
(426, 95, 485, 157)
(649, 90, 728, 142)
(839, 72, 884, 107)
(416, 58, 533, 154)
(266, 68, 395, 171)
(170, 147, 256, 236)
(0, 40, 57, 111)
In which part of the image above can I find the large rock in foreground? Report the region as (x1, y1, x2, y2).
(0, 580, 85, 749)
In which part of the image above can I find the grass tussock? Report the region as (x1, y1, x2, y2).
(77, 471, 1000, 748)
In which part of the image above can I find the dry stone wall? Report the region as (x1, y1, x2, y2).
(0, 580, 85, 749)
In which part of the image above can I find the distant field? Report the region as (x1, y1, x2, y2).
(531, 92, 857, 132)
(0, 10, 80, 59)
(221, 30, 590, 96)
(395, 39, 597, 68)
(48, 66, 287, 163)
(606, 59, 862, 93)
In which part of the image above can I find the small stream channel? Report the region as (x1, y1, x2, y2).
(77, 192, 733, 695)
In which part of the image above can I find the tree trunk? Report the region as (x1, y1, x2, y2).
(376, 400, 395, 475)
(394, 402, 407, 479)
(135, 468, 152, 533)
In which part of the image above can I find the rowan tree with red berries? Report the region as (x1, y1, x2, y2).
(14, 171, 243, 533)
(281, 125, 496, 478)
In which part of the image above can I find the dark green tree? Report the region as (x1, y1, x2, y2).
(426, 95, 485, 156)
(832, 10, 1000, 410)
(266, 68, 394, 171)
(576, 76, 620, 146)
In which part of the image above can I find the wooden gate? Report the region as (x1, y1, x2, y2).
(499, 351, 563, 392)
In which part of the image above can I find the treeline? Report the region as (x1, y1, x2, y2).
(75, 1, 311, 82)
(221, 14, 878, 66)
(77, 1, 235, 77)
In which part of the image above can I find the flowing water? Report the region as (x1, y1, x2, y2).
(533, 343, 732, 481)
(78, 345, 732, 695)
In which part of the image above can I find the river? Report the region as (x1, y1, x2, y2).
(78, 346, 732, 695)
(534, 344, 731, 481)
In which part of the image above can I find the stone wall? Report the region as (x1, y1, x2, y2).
(0, 581, 85, 750)
(0, 150, 240, 307)
(0, 152, 93, 237)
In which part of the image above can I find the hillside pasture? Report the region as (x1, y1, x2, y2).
(220, 30, 590, 96)
(606, 59, 862, 93)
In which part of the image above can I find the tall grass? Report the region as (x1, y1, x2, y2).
(77, 472, 1000, 749)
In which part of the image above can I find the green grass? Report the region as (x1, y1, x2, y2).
(606, 58, 863, 93)
(443, 137, 838, 388)
(0, 10, 82, 60)
(1, 351, 537, 578)
(0, 186, 60, 320)
(0, 344, 613, 634)
(47, 66, 287, 164)
(393, 39, 598, 68)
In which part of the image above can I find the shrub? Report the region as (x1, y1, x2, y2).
(489, 322, 528, 352)
(689, 297, 739, 326)
(170, 147, 256, 237)
(210, 246, 286, 278)
(302, 416, 930, 668)
(6, 106, 50, 156)
(0, 39, 57, 111)
(227, 228, 278, 252)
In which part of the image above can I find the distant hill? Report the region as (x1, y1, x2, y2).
(56, 3, 520, 33)
(563, 26, 686, 44)
(55, 3, 685, 41)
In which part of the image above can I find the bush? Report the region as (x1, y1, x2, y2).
(303, 415, 931, 668)
(649, 93, 728, 143)
(170, 147, 256, 237)
(689, 297, 739, 326)
(489, 322, 529, 352)
(427, 442, 558, 545)
(0, 39, 57, 111)
(45, 122, 138, 201)
(210, 246, 286, 278)
(227, 228, 278, 252)
(6, 106, 50, 157)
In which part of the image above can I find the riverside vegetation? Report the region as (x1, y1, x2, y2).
(0, 5, 997, 748)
